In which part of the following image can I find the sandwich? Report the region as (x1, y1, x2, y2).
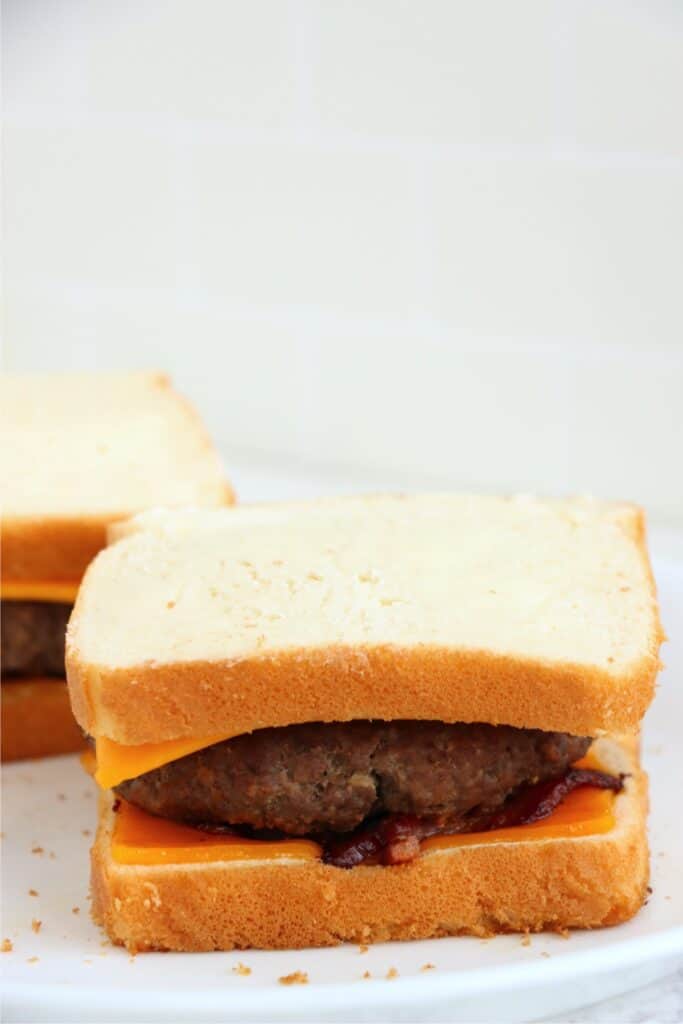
(65, 495, 662, 951)
(1, 371, 233, 761)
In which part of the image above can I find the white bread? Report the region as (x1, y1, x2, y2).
(67, 496, 662, 743)
(1, 679, 85, 761)
(90, 736, 648, 951)
(0, 372, 233, 582)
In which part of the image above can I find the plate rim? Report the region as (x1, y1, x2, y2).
(5, 924, 683, 1017)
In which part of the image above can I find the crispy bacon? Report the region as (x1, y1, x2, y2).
(321, 768, 624, 869)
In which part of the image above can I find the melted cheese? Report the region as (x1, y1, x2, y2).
(1, 579, 80, 603)
(422, 785, 615, 852)
(112, 799, 321, 864)
(95, 733, 237, 789)
(110, 771, 617, 867)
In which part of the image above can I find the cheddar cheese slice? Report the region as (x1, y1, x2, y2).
(95, 732, 238, 788)
(1, 579, 80, 603)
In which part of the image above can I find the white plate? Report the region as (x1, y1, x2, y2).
(2, 542, 682, 1024)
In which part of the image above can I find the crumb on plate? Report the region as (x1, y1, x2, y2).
(28, 889, 38, 897)
(2, 939, 13, 953)
(31, 919, 41, 934)
(232, 962, 251, 976)
(386, 967, 398, 980)
(279, 971, 308, 986)
(72, 907, 80, 915)
(421, 963, 435, 971)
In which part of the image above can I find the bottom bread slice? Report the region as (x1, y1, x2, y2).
(91, 736, 648, 952)
(1, 678, 86, 761)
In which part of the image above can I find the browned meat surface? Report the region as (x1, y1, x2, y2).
(116, 720, 591, 834)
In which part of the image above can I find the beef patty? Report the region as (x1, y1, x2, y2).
(1, 601, 71, 677)
(116, 720, 591, 835)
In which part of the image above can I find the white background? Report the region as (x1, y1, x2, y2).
(3, 0, 683, 525)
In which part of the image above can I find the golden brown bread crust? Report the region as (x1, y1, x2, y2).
(66, 501, 664, 743)
(1, 678, 85, 761)
(90, 739, 648, 951)
(68, 643, 659, 745)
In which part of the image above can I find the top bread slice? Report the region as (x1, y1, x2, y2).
(66, 495, 662, 744)
(1, 372, 233, 582)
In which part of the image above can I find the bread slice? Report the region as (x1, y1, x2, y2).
(90, 736, 648, 951)
(0, 372, 233, 583)
(1, 679, 85, 761)
(67, 496, 662, 743)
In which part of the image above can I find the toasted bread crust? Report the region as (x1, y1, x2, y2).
(90, 738, 648, 951)
(68, 644, 659, 746)
(66, 497, 663, 744)
(1, 678, 85, 761)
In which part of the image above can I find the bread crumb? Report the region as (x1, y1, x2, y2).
(27, 956, 39, 964)
(232, 962, 251, 976)
(557, 928, 571, 940)
(57, 793, 66, 801)
(362, 970, 372, 979)
(72, 907, 80, 915)
(2, 939, 13, 953)
(421, 963, 435, 971)
(28, 889, 39, 897)
(386, 967, 398, 980)
(31, 919, 42, 934)
(279, 971, 308, 986)
(81, 829, 92, 837)
(521, 932, 531, 947)
(358, 944, 369, 954)
(541, 952, 551, 959)
(48, 851, 57, 860)
(31, 846, 43, 855)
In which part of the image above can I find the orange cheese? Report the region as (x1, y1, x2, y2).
(110, 774, 617, 867)
(1, 579, 80, 603)
(112, 799, 321, 865)
(422, 785, 615, 852)
(95, 733, 238, 789)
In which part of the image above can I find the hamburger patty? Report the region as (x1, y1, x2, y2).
(1, 601, 71, 677)
(116, 720, 591, 835)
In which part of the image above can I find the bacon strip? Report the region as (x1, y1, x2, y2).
(321, 768, 624, 869)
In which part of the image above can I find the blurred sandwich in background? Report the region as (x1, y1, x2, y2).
(0, 371, 233, 761)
